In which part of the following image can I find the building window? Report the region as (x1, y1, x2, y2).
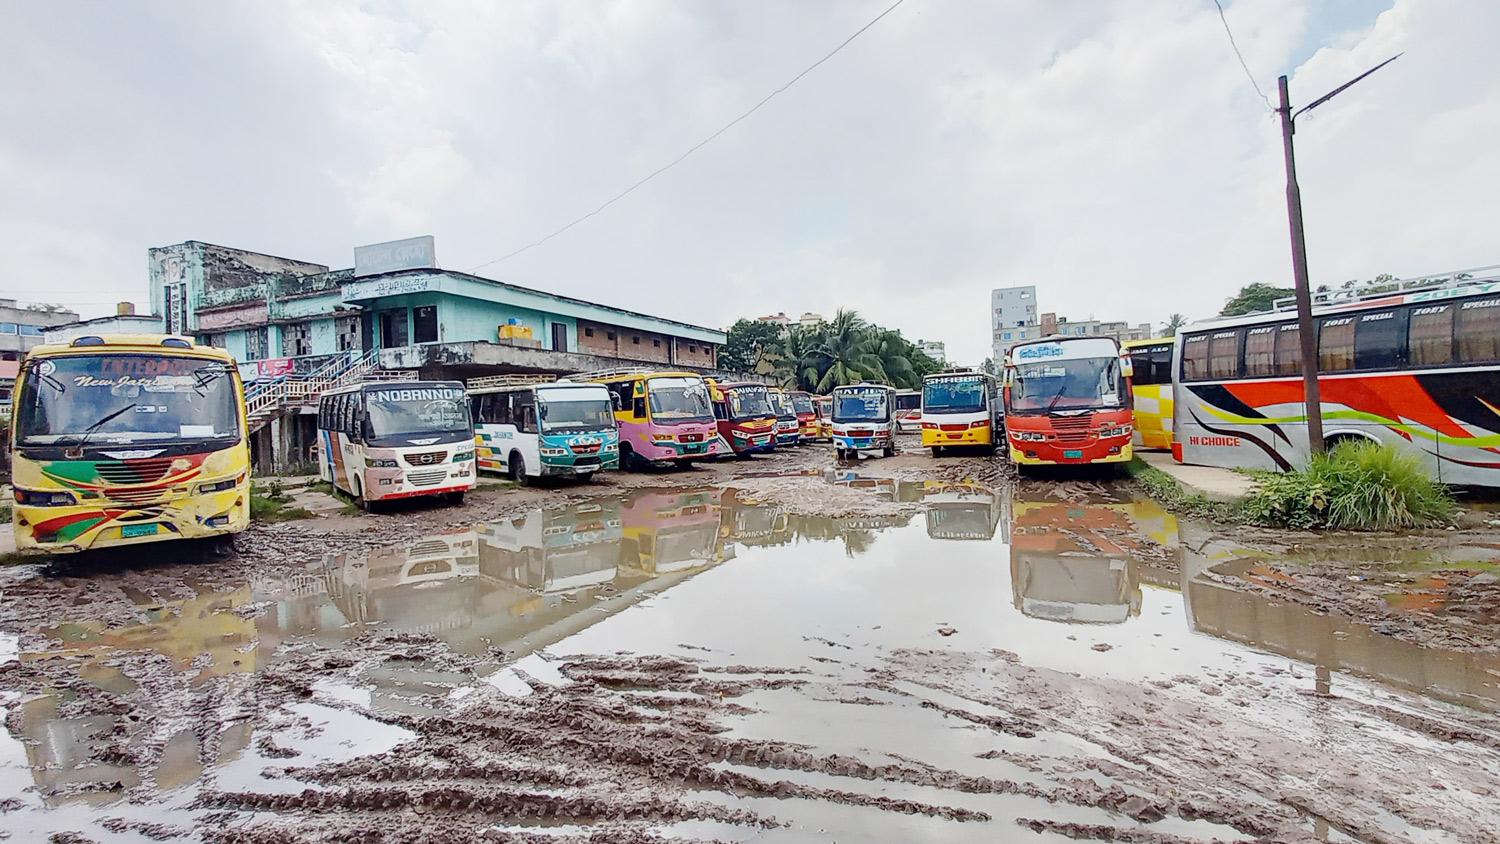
(19, 325, 42, 336)
(584, 327, 595, 338)
(200, 333, 225, 349)
(1002, 332, 1011, 340)
(688, 344, 697, 353)
(632, 335, 640, 345)
(0, 323, 16, 335)
(246, 327, 268, 361)
(413, 306, 438, 344)
(281, 321, 312, 357)
(653, 339, 661, 348)
(606, 331, 616, 341)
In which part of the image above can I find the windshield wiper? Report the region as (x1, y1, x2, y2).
(62, 403, 139, 455)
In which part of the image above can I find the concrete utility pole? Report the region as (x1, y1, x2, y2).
(1274, 55, 1401, 456)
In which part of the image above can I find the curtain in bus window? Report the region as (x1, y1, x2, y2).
(1409, 304, 1454, 366)
(1243, 327, 1276, 377)
(1318, 318, 1355, 372)
(1457, 298, 1500, 363)
(1208, 331, 1240, 379)
(1274, 324, 1301, 376)
(1354, 309, 1403, 370)
(1181, 335, 1209, 381)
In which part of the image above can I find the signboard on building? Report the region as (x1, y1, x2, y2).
(354, 236, 437, 277)
(257, 358, 296, 378)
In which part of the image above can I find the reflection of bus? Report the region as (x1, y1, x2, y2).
(1175, 276, 1500, 485)
(922, 482, 1002, 540)
(831, 383, 897, 459)
(468, 376, 619, 482)
(768, 386, 801, 446)
(1008, 497, 1145, 624)
(579, 368, 724, 467)
(620, 489, 723, 574)
(790, 391, 818, 440)
(10, 335, 251, 554)
(921, 370, 1001, 455)
(1004, 337, 1133, 467)
(479, 501, 624, 592)
(1123, 337, 1174, 451)
(894, 390, 923, 433)
(718, 491, 789, 546)
(317, 381, 475, 509)
(705, 379, 776, 456)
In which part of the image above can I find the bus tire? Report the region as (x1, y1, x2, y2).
(884, 445, 896, 458)
(619, 442, 639, 471)
(1324, 433, 1373, 455)
(509, 452, 529, 485)
(445, 491, 466, 505)
(352, 478, 376, 513)
(931, 446, 943, 457)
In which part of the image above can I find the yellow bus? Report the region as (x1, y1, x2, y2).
(10, 334, 251, 555)
(1123, 337, 1174, 451)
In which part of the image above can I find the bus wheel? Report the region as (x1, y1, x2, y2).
(884, 445, 896, 458)
(445, 491, 466, 505)
(509, 452, 529, 485)
(619, 443, 638, 471)
(931, 446, 943, 457)
(352, 479, 376, 514)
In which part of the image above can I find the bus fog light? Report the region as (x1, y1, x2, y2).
(197, 476, 242, 494)
(14, 488, 77, 507)
(379, 478, 395, 486)
(540, 447, 567, 456)
(366, 457, 398, 468)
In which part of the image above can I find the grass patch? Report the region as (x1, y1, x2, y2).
(249, 490, 314, 523)
(1240, 441, 1456, 531)
(1126, 459, 1239, 522)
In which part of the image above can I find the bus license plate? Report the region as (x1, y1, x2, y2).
(121, 523, 159, 538)
(1063, 449, 1084, 459)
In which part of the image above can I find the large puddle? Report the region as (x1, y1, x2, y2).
(5, 480, 1500, 840)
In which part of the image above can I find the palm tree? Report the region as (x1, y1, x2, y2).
(1162, 313, 1187, 337)
(869, 328, 919, 389)
(809, 309, 883, 393)
(779, 325, 821, 390)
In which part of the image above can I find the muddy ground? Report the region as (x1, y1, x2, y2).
(3, 437, 1500, 842)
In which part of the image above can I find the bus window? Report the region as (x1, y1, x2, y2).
(1354, 309, 1404, 370)
(1318, 318, 1355, 372)
(1409, 304, 1454, 366)
(1131, 345, 1171, 386)
(1182, 335, 1209, 381)
(1244, 327, 1276, 377)
(1274, 324, 1301, 376)
(1457, 298, 1500, 363)
(1208, 331, 1240, 379)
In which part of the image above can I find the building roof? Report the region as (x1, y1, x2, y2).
(339, 267, 726, 343)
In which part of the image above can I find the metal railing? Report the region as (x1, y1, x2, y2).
(244, 348, 392, 429)
(467, 373, 559, 389)
(1267, 268, 1500, 314)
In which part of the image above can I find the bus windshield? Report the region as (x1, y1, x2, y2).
(1010, 358, 1123, 413)
(538, 386, 614, 432)
(647, 377, 713, 422)
(727, 387, 772, 421)
(771, 392, 795, 419)
(791, 393, 814, 415)
(16, 354, 239, 447)
(923, 378, 987, 414)
(833, 391, 889, 422)
(366, 385, 469, 439)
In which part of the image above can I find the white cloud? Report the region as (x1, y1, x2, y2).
(0, 0, 1491, 364)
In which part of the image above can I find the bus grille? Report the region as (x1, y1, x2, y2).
(1050, 415, 1092, 443)
(109, 487, 171, 505)
(407, 469, 448, 487)
(409, 540, 451, 558)
(403, 451, 446, 467)
(97, 459, 175, 485)
(678, 433, 704, 443)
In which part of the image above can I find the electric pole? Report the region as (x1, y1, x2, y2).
(1273, 55, 1401, 456)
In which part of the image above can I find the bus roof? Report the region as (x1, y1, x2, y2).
(1007, 336, 1121, 363)
(1122, 336, 1174, 349)
(833, 382, 895, 392)
(577, 368, 704, 383)
(1184, 276, 1500, 334)
(322, 379, 464, 396)
(25, 334, 234, 363)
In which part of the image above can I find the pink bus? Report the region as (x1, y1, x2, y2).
(578, 369, 725, 469)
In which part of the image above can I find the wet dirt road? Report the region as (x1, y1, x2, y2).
(3, 441, 1500, 842)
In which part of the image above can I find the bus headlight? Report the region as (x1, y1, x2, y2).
(452, 450, 475, 462)
(197, 476, 243, 494)
(366, 457, 399, 468)
(540, 447, 568, 457)
(1010, 431, 1047, 442)
(651, 434, 675, 443)
(1096, 425, 1132, 438)
(14, 488, 77, 507)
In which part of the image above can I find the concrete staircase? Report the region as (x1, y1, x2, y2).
(244, 349, 413, 433)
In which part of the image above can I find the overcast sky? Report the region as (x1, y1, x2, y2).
(4, 0, 1495, 363)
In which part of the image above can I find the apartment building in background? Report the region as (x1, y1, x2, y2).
(991, 285, 1150, 361)
(0, 299, 80, 405)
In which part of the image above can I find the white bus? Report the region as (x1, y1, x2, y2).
(316, 381, 476, 510)
(920, 369, 1001, 455)
(467, 376, 619, 483)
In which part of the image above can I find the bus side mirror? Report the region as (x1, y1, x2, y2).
(1121, 358, 1134, 379)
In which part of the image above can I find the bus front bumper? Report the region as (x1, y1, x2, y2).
(540, 452, 620, 475)
(1009, 443, 1133, 466)
(12, 487, 251, 555)
(921, 426, 994, 447)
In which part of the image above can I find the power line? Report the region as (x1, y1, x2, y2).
(1211, 0, 1271, 110)
(469, 0, 908, 274)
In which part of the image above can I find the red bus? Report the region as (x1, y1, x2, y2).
(1004, 336, 1134, 468)
(704, 379, 777, 456)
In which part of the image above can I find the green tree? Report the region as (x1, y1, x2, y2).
(719, 319, 785, 374)
(807, 310, 885, 393)
(1162, 313, 1187, 337)
(1219, 283, 1294, 317)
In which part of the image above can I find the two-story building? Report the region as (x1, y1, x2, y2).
(0, 299, 80, 407)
